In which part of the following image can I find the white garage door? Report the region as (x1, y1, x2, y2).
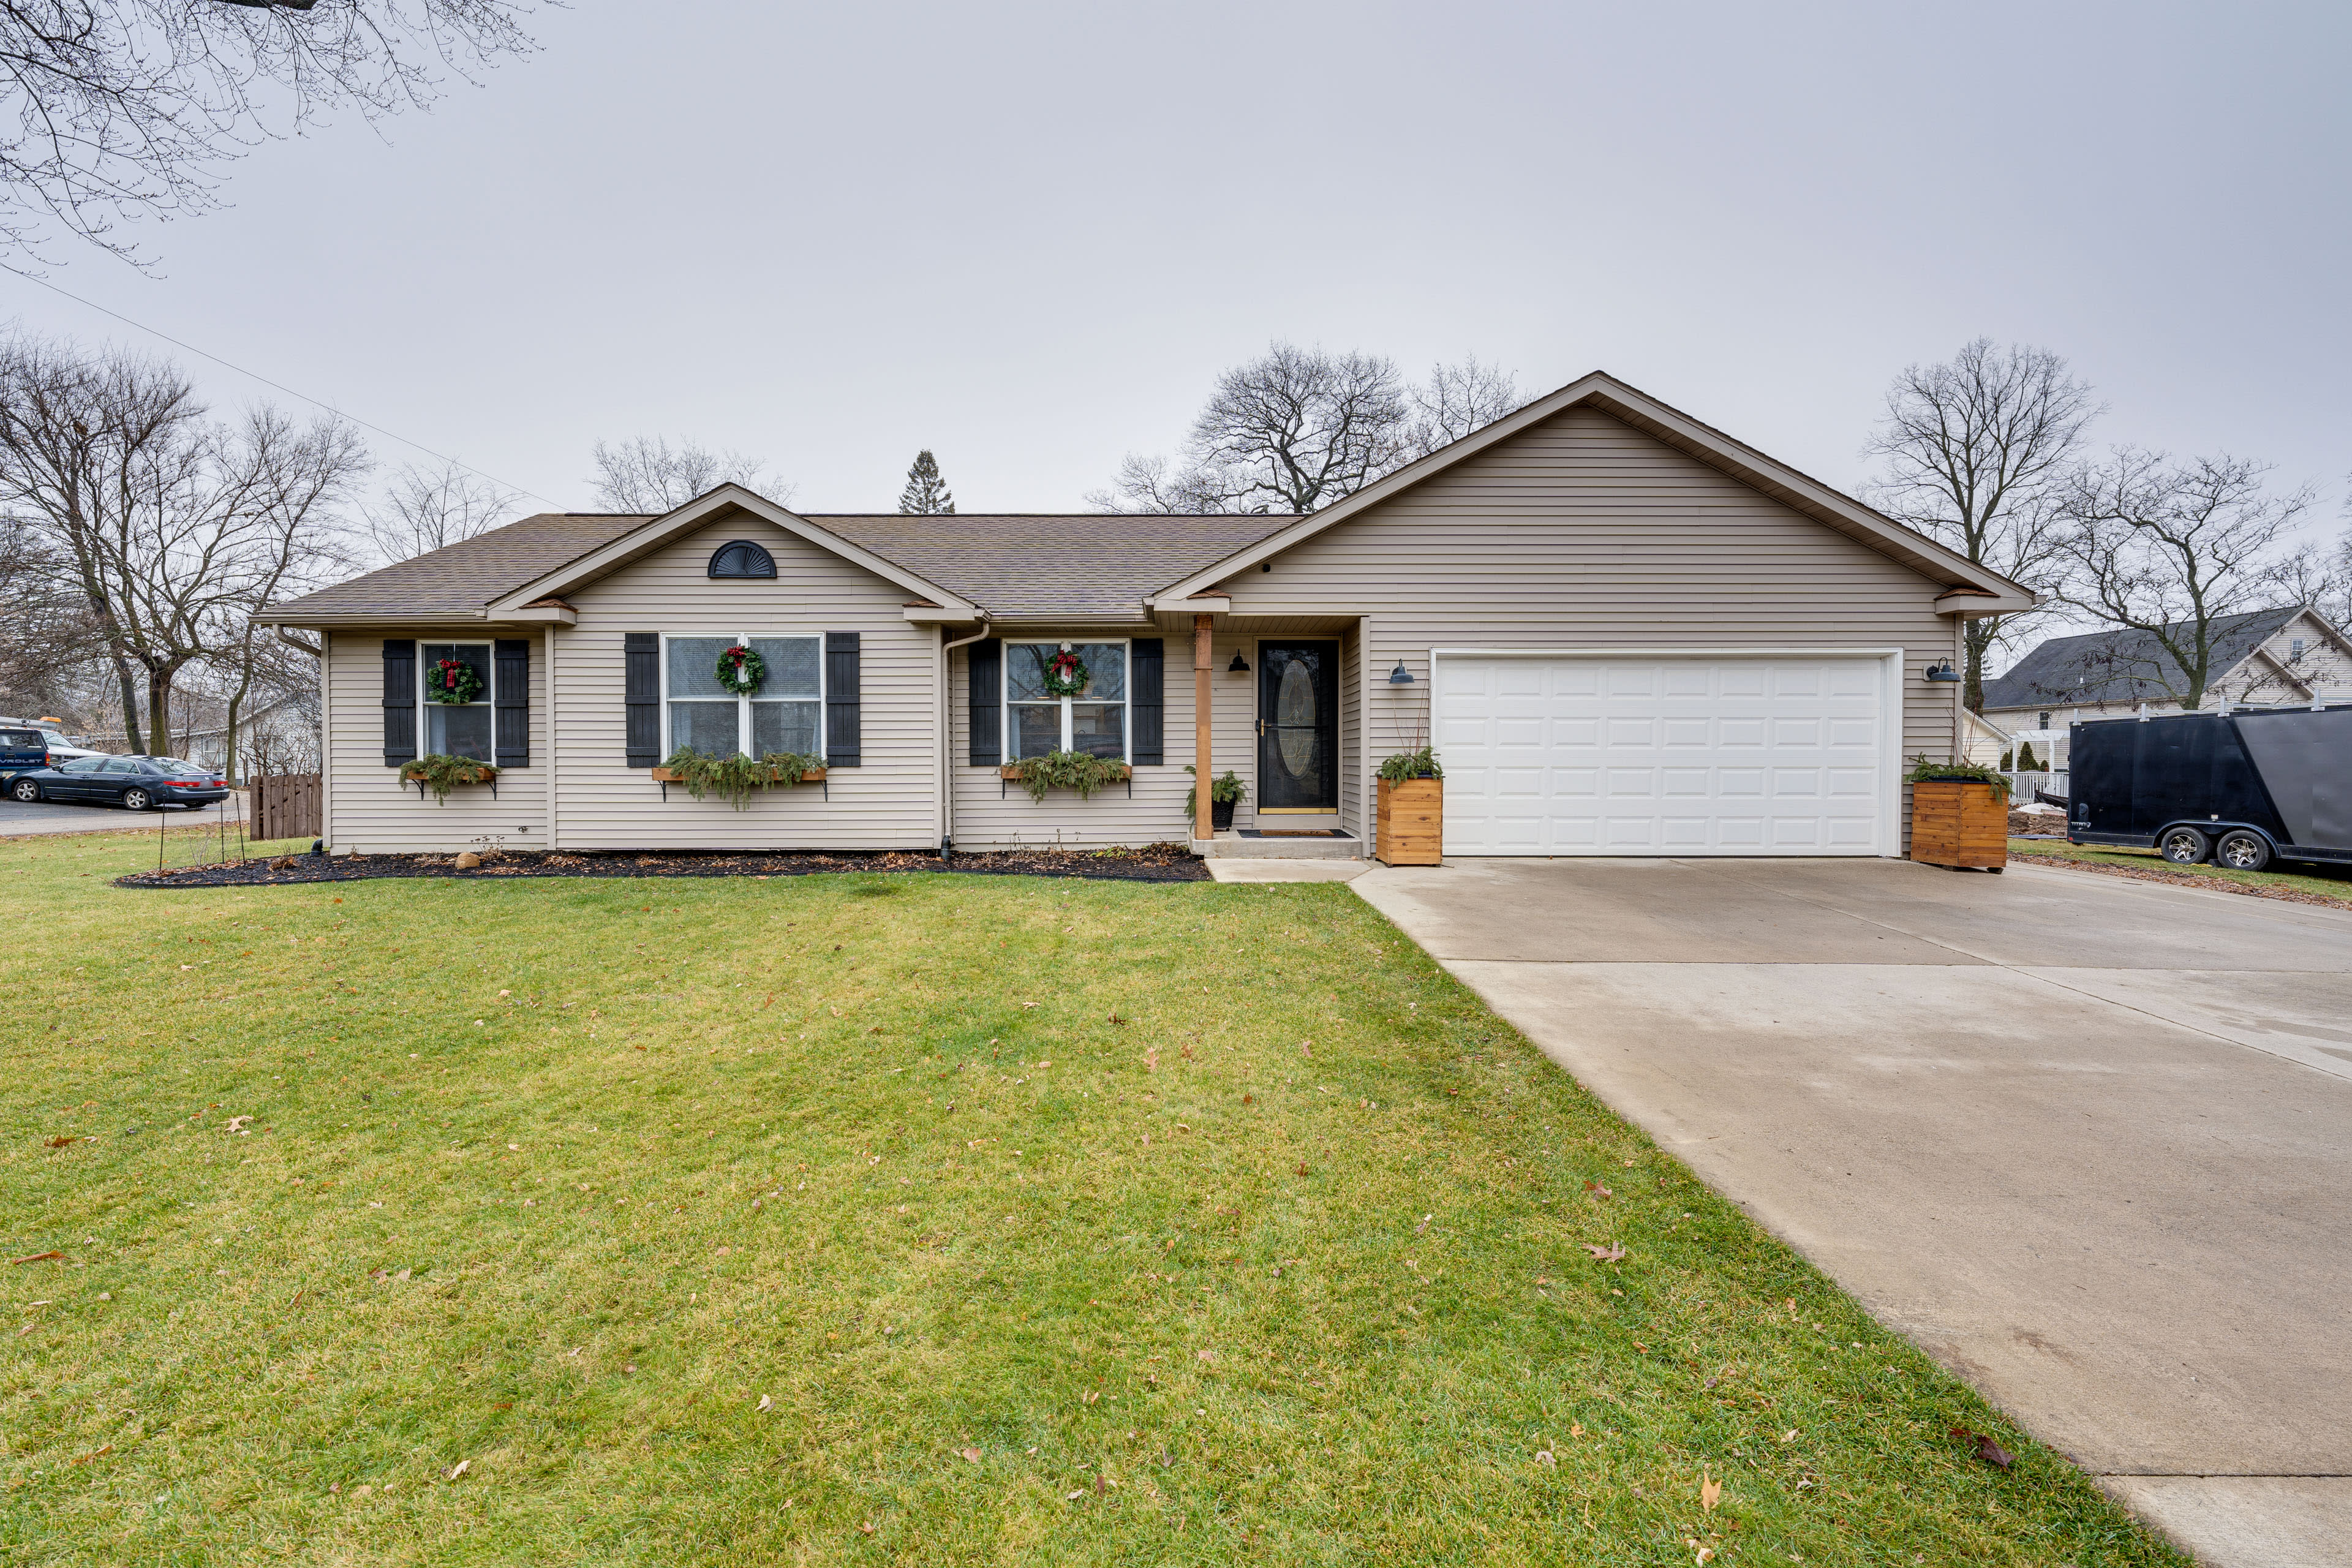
(1433, 653, 1898, 856)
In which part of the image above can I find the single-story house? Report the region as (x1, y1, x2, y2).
(265, 371, 2032, 860)
(1980, 606, 2352, 734)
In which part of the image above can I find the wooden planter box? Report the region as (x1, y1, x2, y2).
(1376, 777, 1443, 865)
(651, 766, 826, 785)
(1909, 780, 2007, 871)
(999, 763, 1132, 798)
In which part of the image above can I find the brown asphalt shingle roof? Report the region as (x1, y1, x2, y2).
(267, 508, 1298, 622)
(812, 513, 1296, 617)
(268, 513, 649, 619)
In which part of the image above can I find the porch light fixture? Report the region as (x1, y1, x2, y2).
(1924, 661, 1962, 683)
(1389, 661, 1415, 685)
(1227, 652, 1250, 673)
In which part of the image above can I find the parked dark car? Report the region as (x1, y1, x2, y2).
(2068, 704, 2351, 872)
(7, 755, 228, 811)
(0, 726, 48, 779)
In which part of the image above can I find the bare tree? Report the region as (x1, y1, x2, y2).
(2057, 449, 2316, 709)
(1863, 339, 2100, 711)
(0, 332, 363, 755)
(1, 1, 546, 270)
(362, 458, 518, 563)
(588, 435, 783, 513)
(1404, 355, 1521, 457)
(1093, 344, 1516, 514)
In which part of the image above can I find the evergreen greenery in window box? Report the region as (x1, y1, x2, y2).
(655, 748, 826, 810)
(1183, 766, 1246, 830)
(1001, 752, 1130, 802)
(399, 753, 499, 803)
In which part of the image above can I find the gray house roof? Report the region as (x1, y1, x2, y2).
(268, 508, 1297, 623)
(1979, 607, 2300, 710)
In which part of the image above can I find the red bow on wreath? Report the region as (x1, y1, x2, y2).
(439, 660, 461, 688)
(1049, 650, 1082, 680)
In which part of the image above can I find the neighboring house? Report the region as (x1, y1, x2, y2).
(1980, 606, 2352, 736)
(264, 371, 2030, 860)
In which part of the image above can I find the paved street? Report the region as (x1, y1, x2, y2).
(1352, 856, 2352, 1568)
(0, 794, 248, 837)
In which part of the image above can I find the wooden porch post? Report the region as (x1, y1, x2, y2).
(1194, 612, 1215, 842)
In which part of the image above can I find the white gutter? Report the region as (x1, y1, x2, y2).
(938, 617, 992, 856)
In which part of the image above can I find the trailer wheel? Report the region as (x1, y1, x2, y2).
(2159, 826, 2211, 865)
(2214, 830, 2272, 872)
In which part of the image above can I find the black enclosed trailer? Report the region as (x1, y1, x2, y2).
(2067, 704, 2352, 871)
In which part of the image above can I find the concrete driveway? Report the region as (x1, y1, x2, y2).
(1352, 856, 2352, 1568)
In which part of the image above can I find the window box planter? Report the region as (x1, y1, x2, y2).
(1376, 776, 1442, 865)
(652, 764, 827, 802)
(399, 755, 499, 803)
(999, 761, 1133, 799)
(1909, 779, 2005, 871)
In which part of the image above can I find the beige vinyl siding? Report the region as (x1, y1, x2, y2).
(553, 516, 935, 850)
(946, 625, 1367, 849)
(323, 630, 548, 854)
(1219, 406, 1959, 851)
(949, 633, 1198, 851)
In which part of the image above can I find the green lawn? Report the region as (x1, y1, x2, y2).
(3, 831, 2181, 1566)
(2010, 836, 2352, 903)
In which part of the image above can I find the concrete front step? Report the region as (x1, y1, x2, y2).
(1191, 831, 1362, 861)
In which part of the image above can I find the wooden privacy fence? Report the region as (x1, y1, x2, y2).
(250, 773, 322, 842)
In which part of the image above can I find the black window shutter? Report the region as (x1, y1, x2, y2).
(968, 638, 1001, 766)
(382, 639, 416, 767)
(1129, 638, 1164, 764)
(825, 631, 861, 767)
(494, 638, 530, 768)
(624, 633, 660, 767)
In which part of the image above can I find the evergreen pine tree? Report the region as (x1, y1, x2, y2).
(897, 450, 955, 514)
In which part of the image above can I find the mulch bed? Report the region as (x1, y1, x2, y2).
(2008, 845, 2352, 913)
(117, 844, 1210, 889)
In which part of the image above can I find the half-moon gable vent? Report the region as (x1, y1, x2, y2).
(707, 540, 777, 579)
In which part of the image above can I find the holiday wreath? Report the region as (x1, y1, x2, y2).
(1041, 643, 1089, 698)
(426, 657, 484, 704)
(715, 644, 766, 694)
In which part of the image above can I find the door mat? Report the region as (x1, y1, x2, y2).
(1242, 829, 1352, 839)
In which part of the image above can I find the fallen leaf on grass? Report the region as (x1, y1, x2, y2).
(1585, 1181, 1613, 1198)
(1065, 1489, 1084, 1501)
(756, 1394, 774, 1412)
(1951, 1428, 2015, 1468)
(70, 1444, 112, 1464)
(1585, 1243, 1626, 1262)
(1534, 1450, 1556, 1467)
(43, 1135, 77, 1149)
(1415, 1213, 1432, 1234)
(960, 1447, 981, 1463)
(9, 1251, 63, 1265)
(1144, 1046, 1158, 1071)
(1701, 1470, 1722, 1512)
(1295, 1161, 1308, 1176)
(447, 1459, 470, 1481)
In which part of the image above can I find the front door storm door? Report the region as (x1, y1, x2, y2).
(1257, 641, 1340, 812)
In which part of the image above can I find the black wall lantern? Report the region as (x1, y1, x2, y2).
(1389, 660, 1415, 685)
(1924, 661, 1962, 683)
(1227, 651, 1251, 673)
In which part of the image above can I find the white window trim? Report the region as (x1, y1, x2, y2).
(419, 639, 494, 760)
(1003, 638, 1130, 761)
(658, 632, 826, 759)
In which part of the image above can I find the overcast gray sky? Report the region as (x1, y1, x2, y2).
(10, 1, 2348, 527)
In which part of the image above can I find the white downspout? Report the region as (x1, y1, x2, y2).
(938, 618, 991, 857)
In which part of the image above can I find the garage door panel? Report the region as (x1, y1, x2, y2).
(1439, 654, 1890, 856)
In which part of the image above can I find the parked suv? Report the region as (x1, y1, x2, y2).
(0, 717, 98, 766)
(0, 725, 48, 780)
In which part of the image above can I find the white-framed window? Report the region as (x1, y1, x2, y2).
(2290, 637, 2307, 657)
(663, 633, 823, 758)
(420, 641, 494, 761)
(1004, 639, 1127, 761)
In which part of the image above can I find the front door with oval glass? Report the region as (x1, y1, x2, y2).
(1257, 641, 1339, 812)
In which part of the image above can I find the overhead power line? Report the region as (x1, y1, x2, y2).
(12, 271, 560, 508)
